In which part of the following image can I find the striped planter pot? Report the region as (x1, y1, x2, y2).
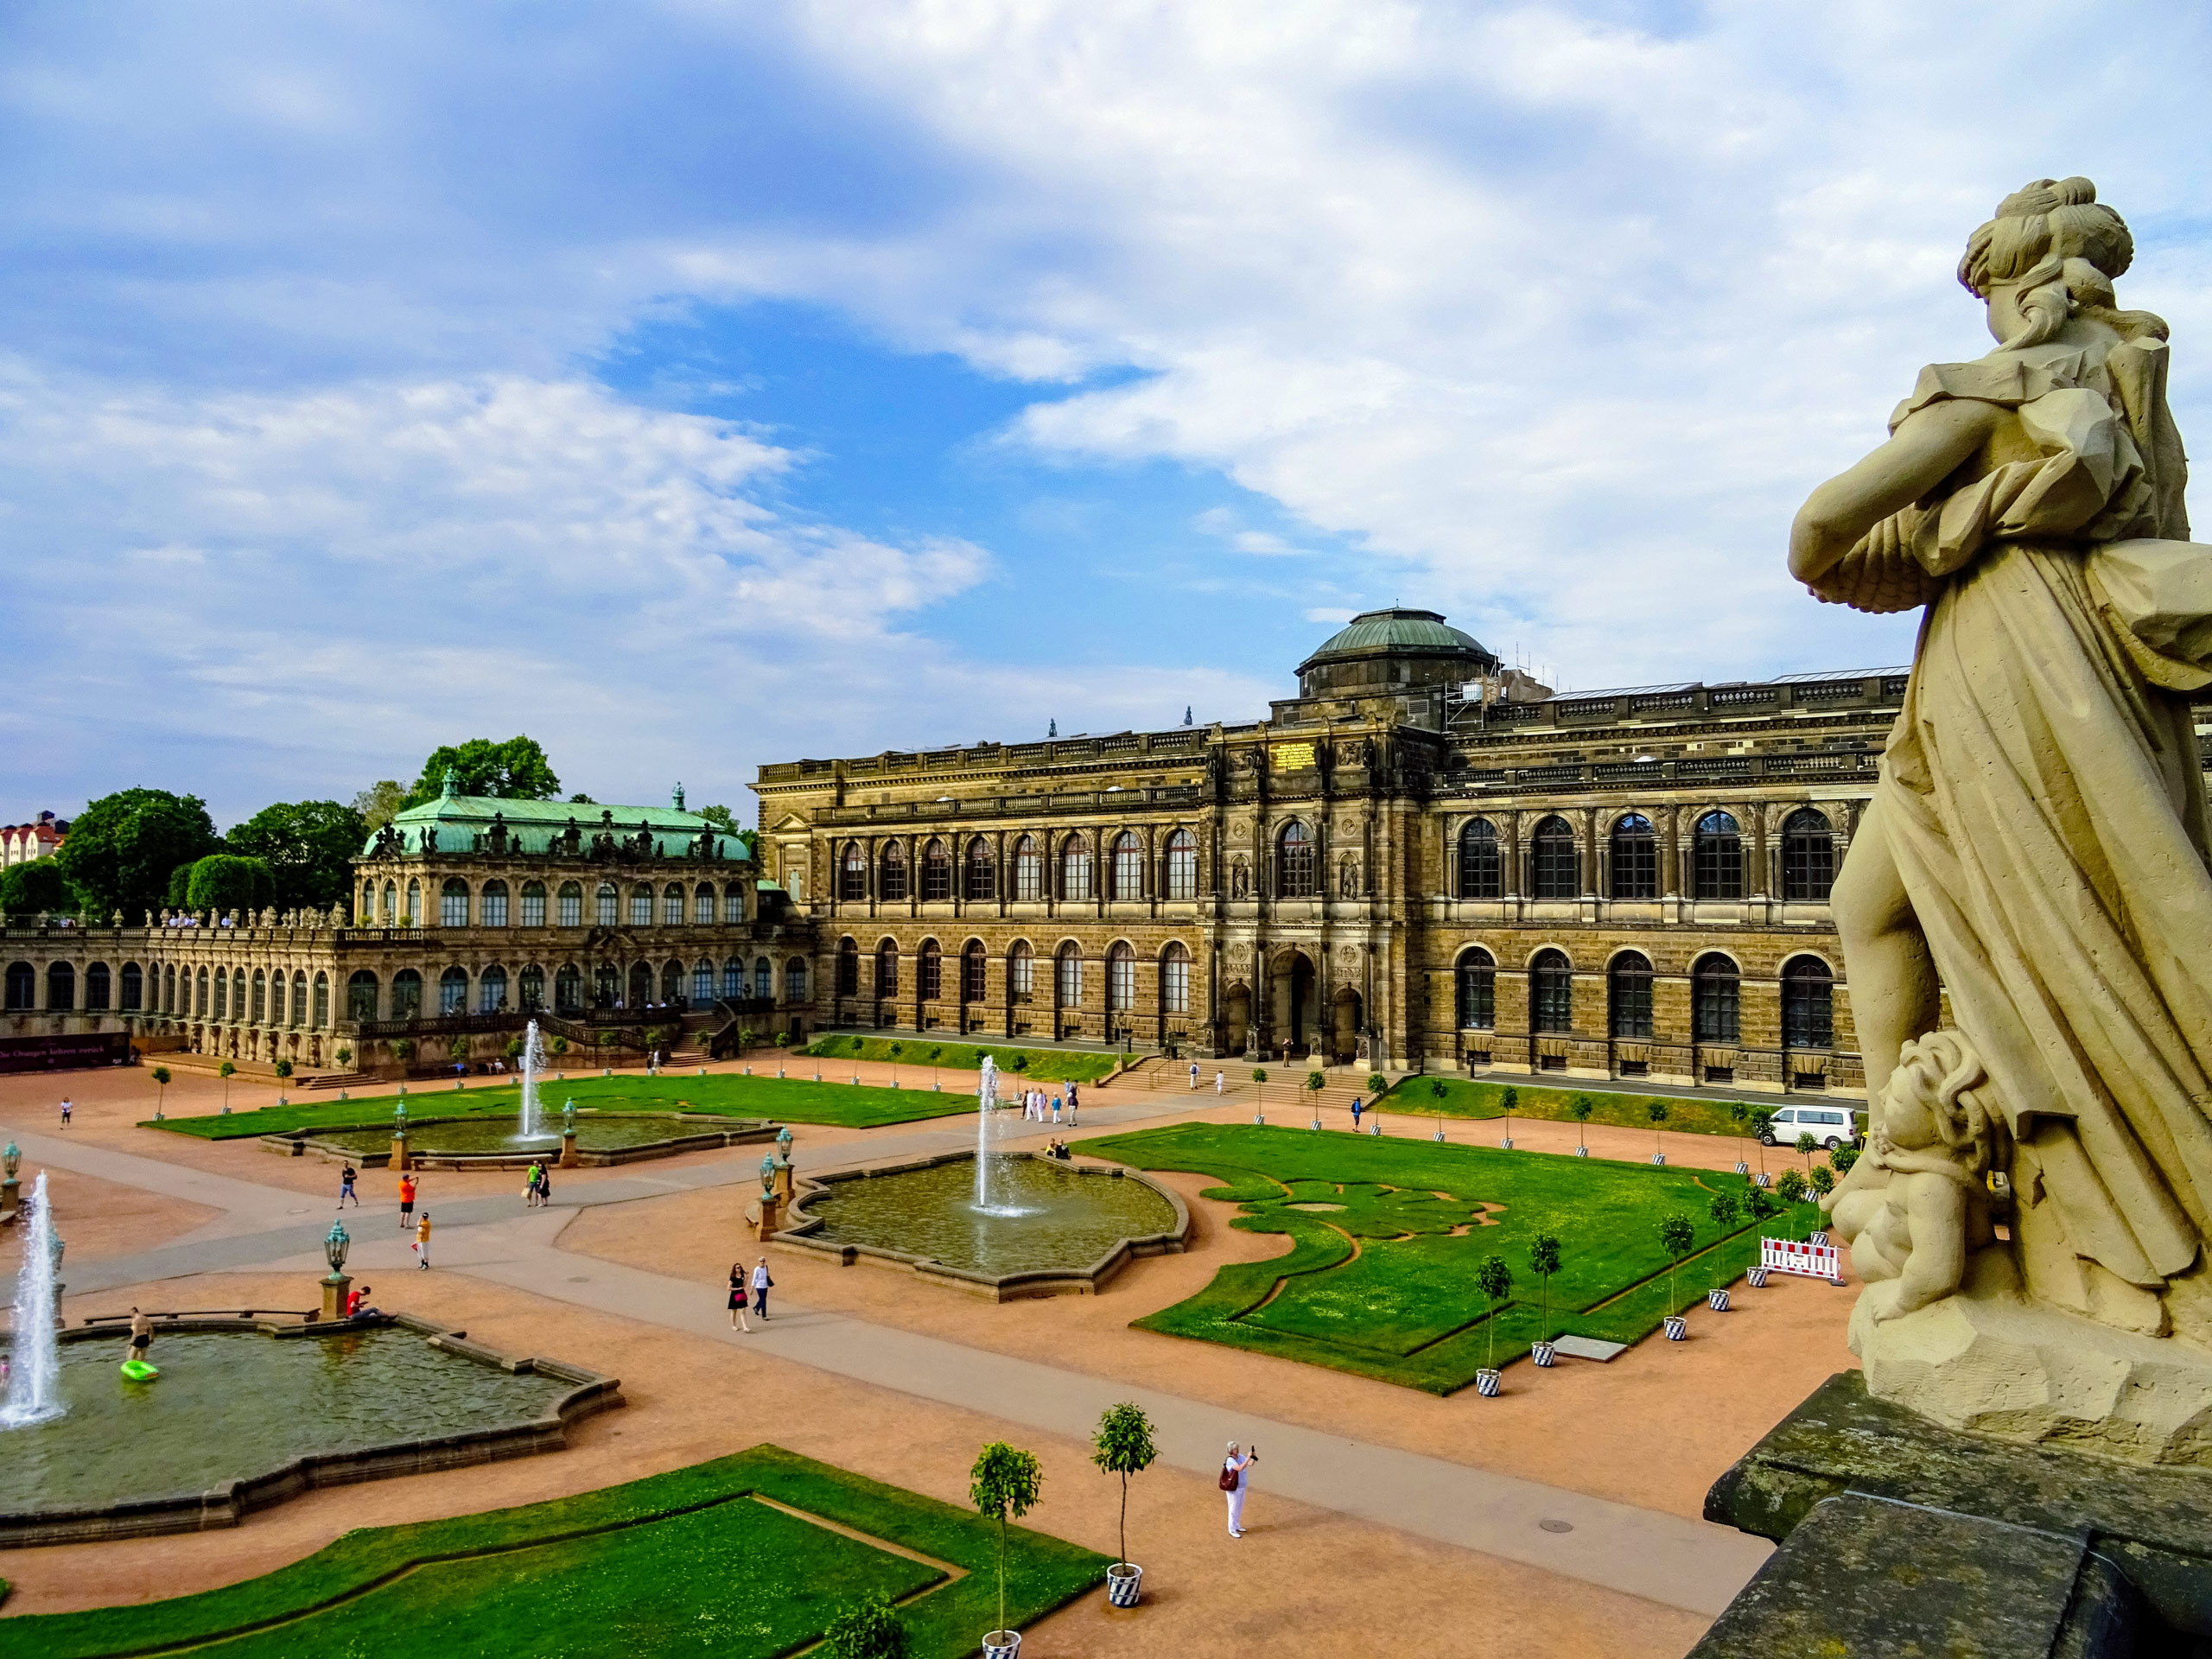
(1106, 1564, 1143, 1608)
(1500, 1135, 1514, 1150)
(1810, 1230, 1830, 1247)
(982, 1633, 1022, 1659)
(1475, 1367, 1502, 1396)
(1733, 1160, 1749, 1174)
(1663, 1314, 1688, 1341)
(1756, 1171, 1773, 1187)
(1707, 1287, 1731, 1312)
(1650, 1153, 1667, 1166)
(1746, 1266, 1770, 1287)
(1531, 1340, 1557, 1367)
(1370, 1124, 1382, 1136)
(1574, 1145, 1590, 1158)
(1253, 1113, 1265, 1125)
(1433, 1128, 1446, 1142)
(1311, 1119, 1323, 1130)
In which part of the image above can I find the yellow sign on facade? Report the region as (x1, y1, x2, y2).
(1272, 742, 1317, 772)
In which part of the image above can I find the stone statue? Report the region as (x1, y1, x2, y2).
(1799, 179, 2212, 1459)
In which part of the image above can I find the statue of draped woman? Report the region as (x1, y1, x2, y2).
(1795, 178, 2212, 1459)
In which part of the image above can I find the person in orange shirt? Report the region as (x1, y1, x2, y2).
(415, 1211, 432, 1269)
(398, 1173, 417, 1232)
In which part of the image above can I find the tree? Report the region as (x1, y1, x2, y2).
(969, 1441, 1044, 1643)
(1809, 1165, 1836, 1200)
(1647, 1097, 1670, 1157)
(1306, 1071, 1326, 1108)
(1659, 1212, 1696, 1311)
(391, 1038, 416, 1065)
(1476, 1254, 1513, 1372)
(1728, 1102, 1751, 1166)
(56, 788, 224, 918)
(403, 736, 561, 809)
(1776, 1168, 1809, 1224)
(1499, 1084, 1518, 1142)
(448, 1034, 469, 1064)
(274, 1058, 294, 1079)
(1795, 1130, 1819, 1174)
(228, 799, 366, 909)
(150, 1065, 171, 1114)
(185, 855, 275, 915)
(1091, 1401, 1159, 1569)
(1366, 1071, 1387, 1096)
(568, 791, 598, 805)
(1830, 1144, 1860, 1178)
(824, 1592, 909, 1659)
(1251, 1066, 1267, 1109)
(1568, 1093, 1593, 1154)
(218, 1058, 236, 1113)
(352, 779, 407, 830)
(1749, 1109, 1774, 1178)
(1529, 1235, 1561, 1345)
(1746, 1185, 1781, 1224)
(1709, 1190, 1740, 1228)
(693, 803, 738, 831)
(0, 859, 69, 917)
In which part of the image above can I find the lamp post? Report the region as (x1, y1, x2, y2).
(321, 1218, 353, 1322)
(391, 1102, 410, 1173)
(754, 1152, 785, 1241)
(2, 1141, 17, 1217)
(560, 1098, 580, 1169)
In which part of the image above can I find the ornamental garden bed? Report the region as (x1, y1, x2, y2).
(804, 1033, 1120, 1083)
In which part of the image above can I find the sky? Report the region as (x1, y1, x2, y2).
(4, 1, 2209, 829)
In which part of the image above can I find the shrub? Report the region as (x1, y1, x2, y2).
(1366, 1071, 1387, 1096)
(1776, 1168, 1808, 1206)
(334, 1046, 353, 1067)
(448, 1034, 469, 1062)
(1809, 1165, 1836, 1198)
(824, 1592, 909, 1659)
(1830, 1144, 1860, 1176)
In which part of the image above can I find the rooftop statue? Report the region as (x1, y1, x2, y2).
(1798, 179, 2212, 1460)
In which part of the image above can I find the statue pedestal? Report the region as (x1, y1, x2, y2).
(1, 1177, 16, 1217)
(752, 1193, 784, 1242)
(772, 1161, 793, 1205)
(1695, 1370, 2212, 1655)
(390, 1135, 409, 1173)
(560, 1130, 579, 1170)
(319, 1272, 352, 1324)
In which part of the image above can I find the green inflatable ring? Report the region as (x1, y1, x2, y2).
(120, 1358, 160, 1382)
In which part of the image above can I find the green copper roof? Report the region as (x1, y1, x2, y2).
(1300, 607, 1491, 667)
(363, 790, 744, 861)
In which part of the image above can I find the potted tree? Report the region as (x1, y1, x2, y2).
(1250, 1067, 1267, 1124)
(448, 1034, 470, 1077)
(970, 1440, 1044, 1657)
(391, 1038, 416, 1076)
(1092, 1401, 1158, 1606)
(887, 1041, 903, 1086)
(150, 1065, 171, 1119)
(1659, 1212, 1695, 1340)
(1568, 1094, 1592, 1158)
(218, 1058, 236, 1115)
(928, 1045, 944, 1092)
(1727, 1103, 1751, 1173)
(1474, 1253, 1512, 1395)
(1706, 1191, 1740, 1309)
(1305, 1070, 1325, 1130)
(1808, 1165, 1835, 1243)
(334, 1046, 353, 1070)
(1745, 1185, 1780, 1285)
(1795, 1129, 1819, 1183)
(1529, 1234, 1561, 1366)
(1748, 1108, 1774, 1185)
(1776, 1166, 1808, 1230)
(825, 1592, 908, 1658)
(1498, 1084, 1516, 1150)
(1647, 1098, 1669, 1165)
(273, 1057, 293, 1082)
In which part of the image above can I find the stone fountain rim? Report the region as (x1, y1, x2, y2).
(267, 1114, 781, 1170)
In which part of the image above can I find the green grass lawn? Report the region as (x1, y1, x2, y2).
(1074, 1122, 1818, 1394)
(1, 1446, 1109, 1659)
(1376, 1075, 1794, 1146)
(805, 1033, 1119, 1083)
(149, 1071, 976, 1141)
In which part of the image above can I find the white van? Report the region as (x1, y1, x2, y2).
(1759, 1103, 1865, 1149)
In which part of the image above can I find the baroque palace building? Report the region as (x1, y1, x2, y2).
(754, 607, 2003, 1099)
(1, 778, 809, 1074)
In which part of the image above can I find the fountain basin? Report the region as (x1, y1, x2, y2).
(780, 1152, 1188, 1300)
(269, 1112, 779, 1170)
(0, 1313, 621, 1548)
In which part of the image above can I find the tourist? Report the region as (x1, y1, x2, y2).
(346, 1284, 372, 1318)
(1052, 1094, 1063, 1126)
(415, 1211, 432, 1268)
(751, 1255, 773, 1319)
(1215, 1070, 1225, 1095)
(1190, 1061, 1201, 1090)
(398, 1172, 417, 1231)
(59, 1096, 72, 1128)
(1222, 1441, 1257, 1537)
(537, 1162, 552, 1204)
(1067, 1082, 1080, 1117)
(728, 1262, 751, 1332)
(125, 1306, 154, 1364)
(338, 1163, 359, 1209)
(1351, 1096, 1363, 1128)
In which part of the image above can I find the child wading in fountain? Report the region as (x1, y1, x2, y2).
(398, 1173, 417, 1231)
(728, 1262, 751, 1332)
(338, 1163, 358, 1209)
(415, 1211, 432, 1269)
(125, 1307, 154, 1364)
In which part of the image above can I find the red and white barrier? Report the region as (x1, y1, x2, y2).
(1761, 1236, 1841, 1280)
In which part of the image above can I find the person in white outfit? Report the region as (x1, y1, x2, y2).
(1222, 1440, 1257, 1536)
(1214, 1070, 1225, 1095)
(1189, 1062, 1200, 1090)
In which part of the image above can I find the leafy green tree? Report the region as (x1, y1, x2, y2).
(1091, 1401, 1159, 1568)
(1809, 1165, 1836, 1199)
(185, 855, 275, 915)
(227, 799, 366, 909)
(568, 791, 598, 805)
(969, 1441, 1044, 1643)
(1568, 1093, 1594, 1153)
(1365, 1071, 1387, 1096)
(448, 1034, 470, 1063)
(1749, 1108, 1774, 1178)
(150, 1065, 171, 1114)
(1429, 1079, 1447, 1100)
(1498, 1084, 1518, 1141)
(56, 788, 224, 918)
(1529, 1235, 1561, 1344)
(824, 1592, 908, 1659)
(1746, 1185, 1781, 1223)
(404, 737, 561, 808)
(1830, 1143, 1860, 1177)
(351, 779, 407, 830)
(1647, 1097, 1670, 1157)
(1476, 1253, 1513, 1371)
(218, 1059, 236, 1112)
(1709, 1190, 1740, 1227)
(1796, 1130, 1819, 1174)
(1776, 1168, 1808, 1217)
(1659, 1212, 1696, 1309)
(166, 862, 196, 907)
(0, 859, 69, 917)
(274, 1058, 294, 1080)
(1728, 1101, 1751, 1165)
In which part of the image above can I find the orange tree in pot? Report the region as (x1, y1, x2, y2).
(1092, 1401, 1158, 1605)
(971, 1440, 1044, 1655)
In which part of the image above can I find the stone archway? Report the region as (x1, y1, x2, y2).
(1270, 950, 1319, 1057)
(1331, 985, 1363, 1065)
(1223, 981, 1252, 1057)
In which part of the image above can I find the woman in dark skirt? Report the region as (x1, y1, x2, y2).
(728, 1262, 751, 1332)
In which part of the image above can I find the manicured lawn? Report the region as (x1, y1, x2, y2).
(806, 1033, 1119, 1083)
(1376, 1075, 1790, 1147)
(1, 1446, 1109, 1659)
(148, 1071, 976, 1141)
(1075, 1122, 1817, 1394)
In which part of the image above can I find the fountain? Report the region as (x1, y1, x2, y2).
(974, 1055, 1004, 1213)
(0, 1172, 61, 1429)
(516, 1019, 550, 1141)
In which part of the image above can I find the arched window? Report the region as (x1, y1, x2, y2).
(405, 880, 421, 925)
(231, 968, 245, 1018)
(518, 964, 543, 1010)
(478, 965, 508, 1013)
(695, 883, 715, 925)
(840, 842, 867, 902)
(360, 880, 374, 921)
(1165, 829, 1198, 900)
(439, 965, 468, 1014)
(347, 970, 378, 1021)
(1782, 808, 1836, 902)
(692, 959, 715, 1002)
(480, 880, 508, 928)
(522, 881, 547, 927)
(628, 961, 653, 1006)
(1111, 833, 1143, 901)
(554, 963, 582, 1012)
(1530, 949, 1573, 1033)
(629, 884, 653, 926)
(880, 842, 909, 903)
(1610, 814, 1656, 900)
(1531, 817, 1578, 899)
(594, 963, 620, 1006)
(920, 939, 943, 1001)
(1107, 941, 1135, 1010)
(1783, 957, 1834, 1048)
(1161, 942, 1191, 1014)
(161, 963, 175, 1012)
(251, 969, 267, 1022)
(663, 883, 684, 926)
(659, 959, 682, 1002)
(1608, 951, 1653, 1039)
(5, 961, 34, 1011)
(47, 961, 74, 1011)
(271, 972, 289, 1026)
(875, 938, 899, 998)
(785, 957, 809, 1002)
(85, 961, 111, 1011)
(594, 882, 618, 926)
(1277, 822, 1315, 898)
(964, 837, 995, 900)
(312, 971, 330, 1026)
(121, 962, 143, 1011)
(557, 882, 582, 928)
(721, 957, 744, 1000)
(963, 939, 987, 1001)
(294, 970, 308, 1025)
(1693, 954, 1740, 1043)
(1694, 811, 1744, 900)
(753, 957, 772, 1000)
(1458, 819, 1502, 899)
(922, 840, 952, 901)
(1010, 939, 1035, 996)
(212, 966, 227, 1020)
(1056, 943, 1084, 1007)
(1456, 948, 1495, 1030)
(1060, 836, 1093, 901)
(836, 938, 859, 996)
(381, 881, 397, 925)
(392, 968, 424, 1019)
(1014, 836, 1042, 901)
(724, 885, 746, 924)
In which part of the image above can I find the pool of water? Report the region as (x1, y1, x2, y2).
(0, 1328, 574, 1513)
(315, 1114, 722, 1156)
(802, 1156, 1179, 1278)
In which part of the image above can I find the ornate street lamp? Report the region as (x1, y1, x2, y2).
(325, 1218, 351, 1275)
(562, 1099, 578, 1134)
(4, 1140, 22, 1219)
(776, 1126, 794, 1162)
(759, 1154, 778, 1195)
(321, 1218, 353, 1323)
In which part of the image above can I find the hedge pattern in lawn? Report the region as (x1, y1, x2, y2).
(2, 1446, 1108, 1659)
(1376, 1076, 1808, 1149)
(147, 1071, 976, 1141)
(1075, 1122, 1816, 1395)
(805, 1034, 1118, 1083)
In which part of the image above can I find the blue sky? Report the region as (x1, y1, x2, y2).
(3, 1, 2208, 827)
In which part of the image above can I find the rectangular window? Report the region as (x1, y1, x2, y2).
(786, 961, 808, 1001)
(1012, 953, 1034, 995)
(755, 959, 772, 999)
(1014, 849, 1041, 901)
(483, 888, 508, 927)
(963, 951, 986, 1001)
(1108, 954, 1135, 1009)
(726, 891, 744, 923)
(920, 951, 942, 1000)
(522, 888, 547, 927)
(696, 893, 713, 924)
(1056, 954, 1083, 1006)
(664, 892, 683, 925)
(1166, 839, 1197, 899)
(1062, 848, 1092, 901)
(629, 890, 652, 926)
(1164, 957, 1189, 1013)
(441, 888, 468, 927)
(594, 887, 616, 926)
